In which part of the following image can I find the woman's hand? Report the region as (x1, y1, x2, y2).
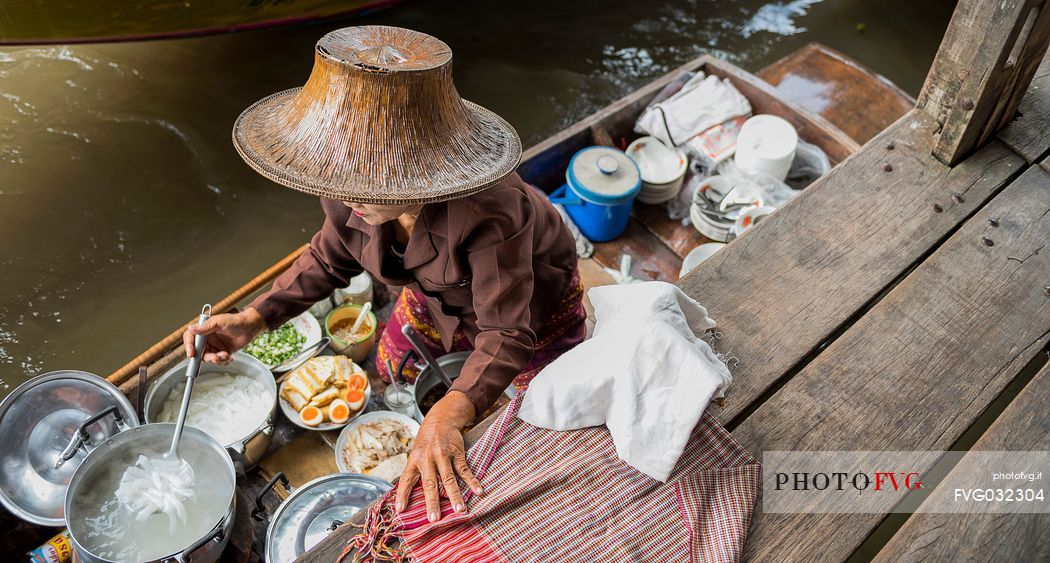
(182, 308, 267, 364)
(396, 390, 484, 521)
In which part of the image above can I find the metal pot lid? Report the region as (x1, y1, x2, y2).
(567, 146, 641, 203)
(266, 473, 391, 563)
(0, 370, 138, 526)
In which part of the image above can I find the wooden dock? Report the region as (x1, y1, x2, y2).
(305, 0, 1050, 560)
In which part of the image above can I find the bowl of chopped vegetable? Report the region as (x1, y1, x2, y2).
(244, 312, 322, 372)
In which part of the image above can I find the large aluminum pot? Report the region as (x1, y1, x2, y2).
(144, 351, 277, 469)
(65, 423, 236, 563)
(404, 351, 515, 422)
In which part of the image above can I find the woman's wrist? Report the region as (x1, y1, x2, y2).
(435, 390, 476, 430)
(242, 307, 269, 335)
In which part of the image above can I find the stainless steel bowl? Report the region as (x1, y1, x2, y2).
(409, 352, 515, 422)
(144, 352, 276, 469)
(65, 423, 236, 563)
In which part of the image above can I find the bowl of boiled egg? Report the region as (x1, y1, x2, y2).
(278, 355, 370, 431)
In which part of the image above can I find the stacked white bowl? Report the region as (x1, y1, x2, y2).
(626, 136, 688, 205)
(734, 115, 798, 182)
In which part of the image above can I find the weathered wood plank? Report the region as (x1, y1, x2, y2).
(919, 0, 1050, 165)
(677, 109, 1025, 425)
(873, 363, 1050, 563)
(757, 42, 914, 145)
(733, 161, 1050, 561)
(631, 201, 707, 260)
(591, 219, 683, 282)
(998, 52, 1050, 163)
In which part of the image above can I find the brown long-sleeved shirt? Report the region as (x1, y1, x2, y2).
(249, 173, 578, 412)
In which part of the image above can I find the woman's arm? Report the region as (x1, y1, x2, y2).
(396, 192, 537, 521)
(248, 202, 364, 330)
(184, 201, 362, 362)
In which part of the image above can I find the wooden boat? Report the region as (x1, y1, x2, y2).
(0, 0, 401, 44)
(2, 43, 914, 559)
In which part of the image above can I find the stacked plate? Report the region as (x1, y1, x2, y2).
(689, 176, 762, 243)
(626, 136, 688, 205)
(735, 115, 798, 182)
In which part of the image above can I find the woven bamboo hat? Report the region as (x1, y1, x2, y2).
(233, 26, 522, 204)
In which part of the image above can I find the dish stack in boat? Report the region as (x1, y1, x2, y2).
(625, 136, 688, 204)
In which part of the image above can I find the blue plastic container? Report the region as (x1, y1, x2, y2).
(549, 146, 641, 242)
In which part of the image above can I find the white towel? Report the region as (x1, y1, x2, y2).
(517, 282, 731, 482)
(635, 73, 752, 147)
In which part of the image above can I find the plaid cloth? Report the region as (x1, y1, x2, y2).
(347, 394, 760, 562)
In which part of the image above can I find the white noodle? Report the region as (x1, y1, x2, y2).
(157, 372, 272, 446)
(115, 455, 196, 533)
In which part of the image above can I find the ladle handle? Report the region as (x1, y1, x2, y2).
(401, 325, 454, 388)
(169, 305, 211, 458)
(395, 348, 417, 385)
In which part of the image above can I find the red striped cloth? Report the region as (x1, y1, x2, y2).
(347, 394, 760, 562)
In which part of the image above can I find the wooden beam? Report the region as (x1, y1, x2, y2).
(676, 110, 1024, 426)
(998, 53, 1050, 163)
(873, 363, 1050, 563)
(919, 0, 1050, 165)
(733, 161, 1050, 560)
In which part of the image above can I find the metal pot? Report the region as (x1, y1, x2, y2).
(64, 423, 236, 563)
(144, 351, 277, 469)
(253, 471, 391, 563)
(0, 371, 140, 527)
(400, 351, 515, 422)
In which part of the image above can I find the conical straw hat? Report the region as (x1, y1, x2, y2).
(233, 26, 522, 204)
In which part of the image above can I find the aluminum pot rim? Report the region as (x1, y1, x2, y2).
(64, 423, 236, 563)
(143, 352, 277, 450)
(263, 473, 391, 563)
(0, 370, 139, 527)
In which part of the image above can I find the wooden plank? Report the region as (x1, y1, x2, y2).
(631, 201, 708, 260)
(998, 53, 1050, 163)
(757, 42, 915, 144)
(873, 363, 1050, 563)
(676, 109, 1025, 425)
(732, 161, 1050, 561)
(591, 219, 683, 282)
(919, 0, 1050, 165)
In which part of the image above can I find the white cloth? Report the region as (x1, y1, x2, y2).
(635, 73, 752, 147)
(517, 282, 732, 482)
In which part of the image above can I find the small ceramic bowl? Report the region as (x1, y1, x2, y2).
(325, 304, 377, 363)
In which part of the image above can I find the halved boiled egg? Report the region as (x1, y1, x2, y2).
(345, 389, 366, 411)
(327, 399, 351, 424)
(347, 373, 368, 391)
(299, 405, 324, 427)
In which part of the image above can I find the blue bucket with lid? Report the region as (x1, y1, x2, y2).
(549, 146, 641, 242)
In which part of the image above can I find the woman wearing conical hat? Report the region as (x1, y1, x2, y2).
(182, 27, 584, 522)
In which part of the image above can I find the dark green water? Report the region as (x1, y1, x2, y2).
(0, 0, 953, 396)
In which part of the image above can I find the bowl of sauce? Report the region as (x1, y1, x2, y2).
(324, 304, 378, 363)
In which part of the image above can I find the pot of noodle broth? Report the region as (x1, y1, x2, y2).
(64, 423, 236, 563)
(144, 351, 277, 470)
(324, 304, 377, 363)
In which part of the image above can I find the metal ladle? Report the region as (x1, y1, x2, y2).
(163, 304, 211, 468)
(401, 324, 454, 388)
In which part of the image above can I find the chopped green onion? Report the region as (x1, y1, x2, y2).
(245, 322, 306, 366)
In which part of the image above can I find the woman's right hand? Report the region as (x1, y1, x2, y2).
(182, 308, 268, 364)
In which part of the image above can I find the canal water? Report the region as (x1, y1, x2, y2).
(0, 0, 953, 397)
